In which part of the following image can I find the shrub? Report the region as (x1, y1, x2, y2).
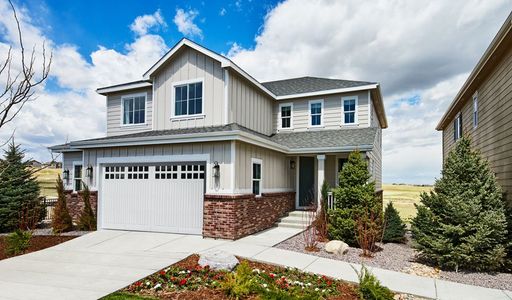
(411, 137, 509, 271)
(52, 175, 73, 234)
(314, 180, 330, 241)
(355, 266, 394, 300)
(355, 208, 383, 257)
(221, 261, 255, 299)
(76, 184, 96, 231)
(327, 208, 356, 246)
(5, 229, 32, 256)
(382, 202, 406, 243)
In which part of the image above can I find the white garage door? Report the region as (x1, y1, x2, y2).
(101, 162, 205, 234)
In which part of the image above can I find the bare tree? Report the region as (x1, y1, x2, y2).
(0, 0, 52, 132)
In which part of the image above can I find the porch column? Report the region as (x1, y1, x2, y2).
(317, 154, 325, 209)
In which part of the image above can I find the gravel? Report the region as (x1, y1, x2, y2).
(275, 233, 512, 291)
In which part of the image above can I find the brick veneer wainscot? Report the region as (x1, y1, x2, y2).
(64, 190, 98, 223)
(203, 192, 295, 240)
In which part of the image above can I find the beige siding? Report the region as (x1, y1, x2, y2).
(272, 91, 371, 133)
(106, 87, 153, 136)
(82, 142, 232, 193)
(153, 47, 226, 130)
(442, 45, 512, 203)
(235, 141, 294, 192)
(62, 151, 83, 190)
(229, 72, 274, 135)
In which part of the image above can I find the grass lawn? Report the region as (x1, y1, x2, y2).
(33, 168, 60, 197)
(383, 183, 432, 222)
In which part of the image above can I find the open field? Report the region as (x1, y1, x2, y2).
(383, 183, 432, 222)
(34, 168, 60, 197)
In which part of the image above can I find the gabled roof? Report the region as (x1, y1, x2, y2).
(436, 11, 512, 130)
(96, 80, 152, 95)
(262, 76, 377, 97)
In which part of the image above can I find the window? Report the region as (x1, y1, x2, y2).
(174, 81, 203, 116)
(454, 113, 462, 141)
(122, 94, 146, 125)
(252, 159, 262, 196)
(473, 92, 478, 128)
(309, 100, 323, 127)
(279, 103, 293, 129)
(343, 97, 357, 124)
(74, 164, 83, 191)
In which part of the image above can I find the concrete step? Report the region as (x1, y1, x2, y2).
(278, 216, 312, 225)
(277, 222, 307, 229)
(287, 210, 316, 218)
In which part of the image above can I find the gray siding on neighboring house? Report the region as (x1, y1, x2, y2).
(229, 72, 274, 136)
(62, 151, 83, 190)
(234, 141, 294, 193)
(82, 141, 232, 193)
(106, 87, 153, 136)
(152, 47, 226, 130)
(272, 90, 371, 133)
(367, 128, 383, 191)
(442, 44, 512, 202)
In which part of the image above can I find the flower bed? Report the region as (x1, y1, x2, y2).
(0, 235, 76, 260)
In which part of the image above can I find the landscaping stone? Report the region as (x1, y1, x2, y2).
(325, 240, 349, 255)
(198, 249, 239, 271)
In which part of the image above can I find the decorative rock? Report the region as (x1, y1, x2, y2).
(325, 240, 349, 255)
(198, 249, 239, 271)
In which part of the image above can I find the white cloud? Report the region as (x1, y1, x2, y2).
(173, 8, 203, 39)
(129, 9, 167, 36)
(219, 7, 227, 16)
(227, 0, 512, 184)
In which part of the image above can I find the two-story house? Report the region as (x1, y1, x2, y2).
(51, 39, 387, 239)
(437, 12, 512, 204)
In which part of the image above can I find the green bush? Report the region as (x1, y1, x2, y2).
(52, 175, 73, 234)
(221, 261, 254, 299)
(382, 202, 406, 243)
(356, 266, 394, 300)
(5, 229, 32, 256)
(411, 137, 509, 271)
(76, 184, 96, 231)
(327, 208, 356, 246)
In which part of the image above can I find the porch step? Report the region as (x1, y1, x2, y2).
(275, 211, 315, 230)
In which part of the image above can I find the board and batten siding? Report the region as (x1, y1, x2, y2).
(442, 44, 512, 203)
(81, 142, 232, 193)
(152, 47, 226, 130)
(272, 91, 371, 133)
(367, 128, 383, 191)
(235, 141, 294, 193)
(229, 72, 274, 135)
(106, 87, 153, 137)
(62, 151, 83, 190)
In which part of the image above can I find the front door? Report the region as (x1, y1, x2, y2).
(298, 156, 315, 207)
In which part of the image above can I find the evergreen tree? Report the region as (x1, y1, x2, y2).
(382, 202, 406, 243)
(52, 175, 73, 233)
(0, 141, 41, 232)
(76, 184, 96, 231)
(411, 137, 509, 271)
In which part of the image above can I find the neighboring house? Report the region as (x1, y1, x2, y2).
(28, 160, 42, 168)
(51, 38, 387, 239)
(436, 12, 512, 203)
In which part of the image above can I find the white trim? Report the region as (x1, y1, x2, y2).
(341, 95, 359, 125)
(251, 158, 263, 196)
(278, 102, 294, 131)
(170, 78, 205, 119)
(120, 92, 148, 127)
(152, 79, 156, 131)
(72, 160, 83, 192)
(224, 69, 230, 124)
(96, 81, 152, 95)
(308, 99, 324, 128)
(473, 91, 478, 129)
(230, 141, 236, 193)
(276, 84, 378, 100)
(367, 90, 371, 126)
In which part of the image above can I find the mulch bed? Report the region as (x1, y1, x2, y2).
(0, 235, 76, 260)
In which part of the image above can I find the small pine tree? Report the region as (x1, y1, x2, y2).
(52, 175, 73, 233)
(382, 202, 406, 243)
(411, 137, 509, 271)
(76, 184, 96, 231)
(0, 141, 41, 232)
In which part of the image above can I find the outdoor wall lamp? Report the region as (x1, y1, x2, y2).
(290, 160, 296, 170)
(86, 166, 93, 179)
(62, 169, 70, 181)
(212, 161, 220, 178)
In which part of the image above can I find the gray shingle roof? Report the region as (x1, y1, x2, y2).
(270, 127, 377, 149)
(261, 76, 376, 97)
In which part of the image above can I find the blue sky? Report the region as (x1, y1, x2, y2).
(1, 0, 511, 184)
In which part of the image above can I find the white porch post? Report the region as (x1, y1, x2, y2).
(316, 154, 325, 209)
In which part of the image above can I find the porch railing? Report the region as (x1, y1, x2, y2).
(41, 196, 58, 223)
(327, 191, 335, 210)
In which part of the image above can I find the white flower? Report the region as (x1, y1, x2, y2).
(307, 282, 312, 286)
(187, 270, 191, 274)
(145, 281, 151, 286)
(179, 271, 186, 274)
(252, 268, 261, 274)
(315, 288, 319, 291)
(262, 283, 268, 288)
(322, 289, 326, 293)
(153, 283, 162, 290)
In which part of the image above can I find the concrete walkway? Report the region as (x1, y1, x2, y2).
(0, 228, 510, 300)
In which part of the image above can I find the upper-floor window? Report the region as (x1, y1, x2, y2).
(454, 113, 462, 141)
(279, 103, 293, 129)
(309, 100, 323, 127)
(473, 92, 478, 128)
(174, 81, 203, 117)
(342, 96, 358, 124)
(122, 94, 146, 125)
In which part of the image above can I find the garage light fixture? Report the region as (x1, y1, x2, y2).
(63, 169, 70, 182)
(213, 161, 220, 178)
(290, 160, 296, 170)
(86, 166, 93, 179)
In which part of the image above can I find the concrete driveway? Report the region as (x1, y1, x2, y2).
(0, 227, 302, 300)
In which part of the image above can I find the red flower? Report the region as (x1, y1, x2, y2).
(135, 281, 142, 287)
(269, 273, 275, 279)
(179, 279, 187, 286)
(159, 270, 166, 276)
(327, 280, 332, 286)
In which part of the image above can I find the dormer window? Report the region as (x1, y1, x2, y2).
(122, 93, 146, 125)
(174, 80, 203, 117)
(342, 96, 358, 124)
